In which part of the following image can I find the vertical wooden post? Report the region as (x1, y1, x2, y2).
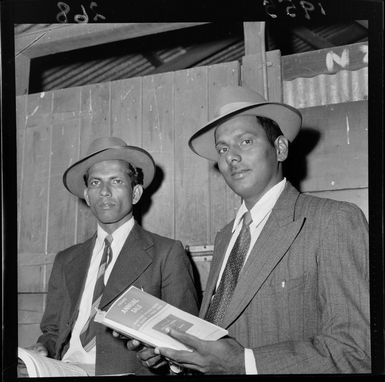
(243, 22, 266, 56)
(241, 22, 268, 98)
(15, 54, 31, 95)
(242, 22, 283, 103)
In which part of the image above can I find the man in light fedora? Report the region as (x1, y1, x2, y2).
(131, 85, 370, 374)
(27, 137, 199, 376)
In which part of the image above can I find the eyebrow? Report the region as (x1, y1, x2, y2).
(215, 131, 256, 145)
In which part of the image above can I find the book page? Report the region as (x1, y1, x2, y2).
(18, 348, 89, 377)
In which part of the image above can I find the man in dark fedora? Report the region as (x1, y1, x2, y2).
(131, 85, 370, 374)
(27, 136, 199, 376)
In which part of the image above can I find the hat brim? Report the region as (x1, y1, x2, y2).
(189, 102, 302, 161)
(63, 146, 156, 199)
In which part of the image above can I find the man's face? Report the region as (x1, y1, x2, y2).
(84, 160, 143, 233)
(215, 115, 285, 209)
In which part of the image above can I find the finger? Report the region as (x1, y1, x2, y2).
(126, 339, 142, 351)
(152, 360, 168, 369)
(112, 330, 124, 338)
(137, 347, 157, 361)
(112, 330, 132, 341)
(155, 346, 195, 364)
(140, 354, 164, 368)
(157, 349, 202, 372)
(164, 328, 201, 350)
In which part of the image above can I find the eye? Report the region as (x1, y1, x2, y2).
(112, 178, 124, 185)
(89, 179, 100, 187)
(216, 146, 228, 155)
(241, 138, 253, 145)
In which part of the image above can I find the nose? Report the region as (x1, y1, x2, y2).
(99, 183, 111, 197)
(225, 147, 241, 164)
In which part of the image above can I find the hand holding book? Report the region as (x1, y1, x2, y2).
(112, 331, 169, 371)
(153, 328, 246, 374)
(95, 286, 228, 351)
(96, 286, 228, 374)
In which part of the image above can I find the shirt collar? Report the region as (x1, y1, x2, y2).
(96, 216, 135, 246)
(232, 178, 286, 233)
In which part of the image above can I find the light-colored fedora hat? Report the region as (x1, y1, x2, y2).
(188, 85, 302, 161)
(63, 136, 156, 199)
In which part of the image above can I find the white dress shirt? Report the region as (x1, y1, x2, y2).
(62, 218, 135, 366)
(216, 179, 286, 374)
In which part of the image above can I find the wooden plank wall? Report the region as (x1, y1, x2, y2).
(17, 53, 368, 346)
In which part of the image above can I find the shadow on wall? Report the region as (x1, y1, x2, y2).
(284, 127, 321, 192)
(133, 164, 164, 226)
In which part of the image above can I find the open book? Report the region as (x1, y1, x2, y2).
(95, 286, 228, 351)
(17, 347, 93, 377)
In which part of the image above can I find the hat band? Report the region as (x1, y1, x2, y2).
(217, 101, 260, 117)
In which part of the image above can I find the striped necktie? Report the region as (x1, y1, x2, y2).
(80, 235, 113, 351)
(205, 211, 252, 326)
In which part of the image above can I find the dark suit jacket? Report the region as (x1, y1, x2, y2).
(38, 222, 199, 376)
(200, 182, 370, 373)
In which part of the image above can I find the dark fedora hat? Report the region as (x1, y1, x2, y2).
(63, 136, 155, 199)
(188, 85, 302, 161)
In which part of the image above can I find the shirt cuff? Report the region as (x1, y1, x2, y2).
(244, 348, 258, 374)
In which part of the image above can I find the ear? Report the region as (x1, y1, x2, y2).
(84, 188, 91, 206)
(275, 136, 289, 162)
(132, 185, 143, 205)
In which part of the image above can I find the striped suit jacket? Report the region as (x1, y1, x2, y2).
(200, 182, 370, 373)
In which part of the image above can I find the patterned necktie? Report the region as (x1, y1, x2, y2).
(80, 235, 113, 351)
(205, 211, 252, 326)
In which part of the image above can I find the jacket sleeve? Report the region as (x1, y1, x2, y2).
(158, 240, 200, 316)
(253, 202, 371, 373)
(37, 252, 66, 358)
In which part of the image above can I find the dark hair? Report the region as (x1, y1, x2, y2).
(83, 160, 143, 188)
(256, 116, 284, 147)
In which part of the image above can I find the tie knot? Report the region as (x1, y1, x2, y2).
(104, 235, 113, 246)
(243, 211, 252, 227)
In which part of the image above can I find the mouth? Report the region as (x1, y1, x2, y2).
(230, 168, 250, 179)
(97, 200, 116, 209)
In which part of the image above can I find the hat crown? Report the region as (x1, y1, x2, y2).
(86, 136, 127, 156)
(214, 86, 267, 118)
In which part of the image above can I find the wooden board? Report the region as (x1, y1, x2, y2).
(18, 294, 46, 347)
(47, 88, 81, 254)
(110, 77, 143, 145)
(266, 50, 283, 102)
(282, 41, 368, 81)
(18, 92, 53, 292)
(174, 67, 210, 246)
(16, 96, 27, 243)
(141, 72, 175, 237)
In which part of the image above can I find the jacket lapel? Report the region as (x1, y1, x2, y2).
(63, 235, 96, 321)
(99, 223, 153, 309)
(222, 182, 306, 328)
(200, 224, 233, 318)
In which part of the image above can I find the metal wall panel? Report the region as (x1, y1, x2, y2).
(283, 67, 368, 108)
